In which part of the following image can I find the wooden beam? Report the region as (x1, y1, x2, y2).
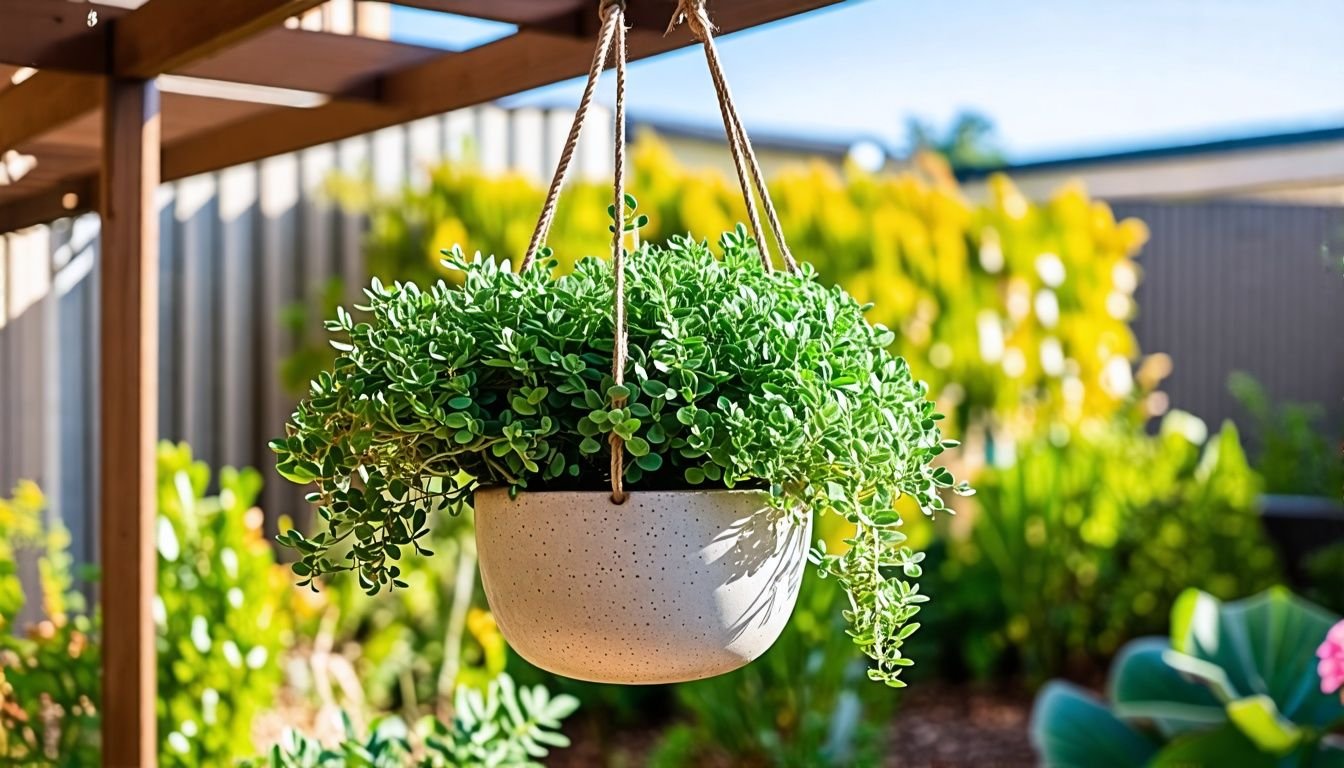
(99, 77, 160, 768)
(175, 28, 442, 101)
(0, 73, 103, 154)
(0, 178, 98, 235)
(0, 0, 110, 72)
(0, 0, 329, 154)
(530, 0, 684, 38)
(386, 0, 585, 25)
(162, 0, 840, 179)
(113, 0, 330, 78)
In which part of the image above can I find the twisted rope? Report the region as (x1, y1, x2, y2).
(519, 2, 622, 272)
(669, 0, 799, 273)
(607, 8, 630, 503)
(512, 0, 630, 501)
(518, 0, 795, 503)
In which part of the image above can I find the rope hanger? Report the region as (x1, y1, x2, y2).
(519, 0, 800, 503)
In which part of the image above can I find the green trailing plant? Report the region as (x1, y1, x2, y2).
(928, 412, 1280, 682)
(273, 205, 971, 687)
(244, 673, 578, 768)
(296, 507, 508, 719)
(1031, 588, 1344, 767)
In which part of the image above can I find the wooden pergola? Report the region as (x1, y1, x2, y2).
(0, 0, 837, 764)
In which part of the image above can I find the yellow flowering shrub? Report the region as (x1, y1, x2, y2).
(326, 133, 1148, 430)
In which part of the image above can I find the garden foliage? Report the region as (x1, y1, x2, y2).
(1229, 371, 1344, 498)
(295, 506, 507, 716)
(155, 443, 290, 765)
(242, 673, 577, 768)
(0, 481, 98, 766)
(931, 413, 1281, 681)
(0, 444, 291, 766)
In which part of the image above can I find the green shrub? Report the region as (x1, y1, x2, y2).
(0, 481, 99, 766)
(1032, 588, 1344, 767)
(1304, 541, 1344, 615)
(0, 445, 291, 766)
(273, 213, 970, 687)
(156, 443, 290, 765)
(1229, 371, 1344, 497)
(931, 413, 1280, 682)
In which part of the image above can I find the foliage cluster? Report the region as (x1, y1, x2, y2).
(242, 673, 577, 768)
(0, 481, 99, 766)
(273, 214, 970, 687)
(0, 444, 292, 766)
(155, 443, 291, 764)
(928, 413, 1281, 682)
(293, 505, 508, 718)
(1229, 371, 1344, 498)
(1032, 588, 1344, 767)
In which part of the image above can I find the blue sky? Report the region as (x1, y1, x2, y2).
(391, 0, 1344, 161)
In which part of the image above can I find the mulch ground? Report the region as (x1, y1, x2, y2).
(884, 683, 1036, 767)
(550, 683, 1037, 767)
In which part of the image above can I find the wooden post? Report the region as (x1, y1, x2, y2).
(99, 76, 159, 768)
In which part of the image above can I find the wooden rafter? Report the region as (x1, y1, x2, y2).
(176, 28, 441, 100)
(0, 0, 840, 234)
(386, 0, 589, 25)
(112, 0, 334, 78)
(0, 0, 109, 73)
(166, 0, 841, 178)
(0, 73, 103, 161)
(0, 177, 96, 235)
(0, 0, 330, 152)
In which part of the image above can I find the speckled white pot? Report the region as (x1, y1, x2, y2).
(474, 488, 811, 684)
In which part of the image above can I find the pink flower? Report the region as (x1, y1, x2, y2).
(1318, 619, 1344, 700)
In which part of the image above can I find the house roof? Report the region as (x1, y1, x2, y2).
(957, 125, 1344, 181)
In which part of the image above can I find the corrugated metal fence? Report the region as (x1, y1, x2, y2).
(1114, 201, 1344, 440)
(0, 104, 613, 564)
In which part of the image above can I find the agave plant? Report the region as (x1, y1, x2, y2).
(1032, 587, 1344, 767)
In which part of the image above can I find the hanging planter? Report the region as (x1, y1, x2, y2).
(476, 489, 811, 683)
(273, 0, 970, 687)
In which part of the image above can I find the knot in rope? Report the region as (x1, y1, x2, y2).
(667, 0, 715, 39)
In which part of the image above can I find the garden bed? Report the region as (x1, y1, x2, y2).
(885, 683, 1035, 767)
(550, 683, 1036, 768)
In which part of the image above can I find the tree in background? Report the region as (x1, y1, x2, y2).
(906, 111, 1006, 171)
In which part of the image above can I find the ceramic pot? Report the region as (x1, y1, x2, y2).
(475, 488, 811, 684)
